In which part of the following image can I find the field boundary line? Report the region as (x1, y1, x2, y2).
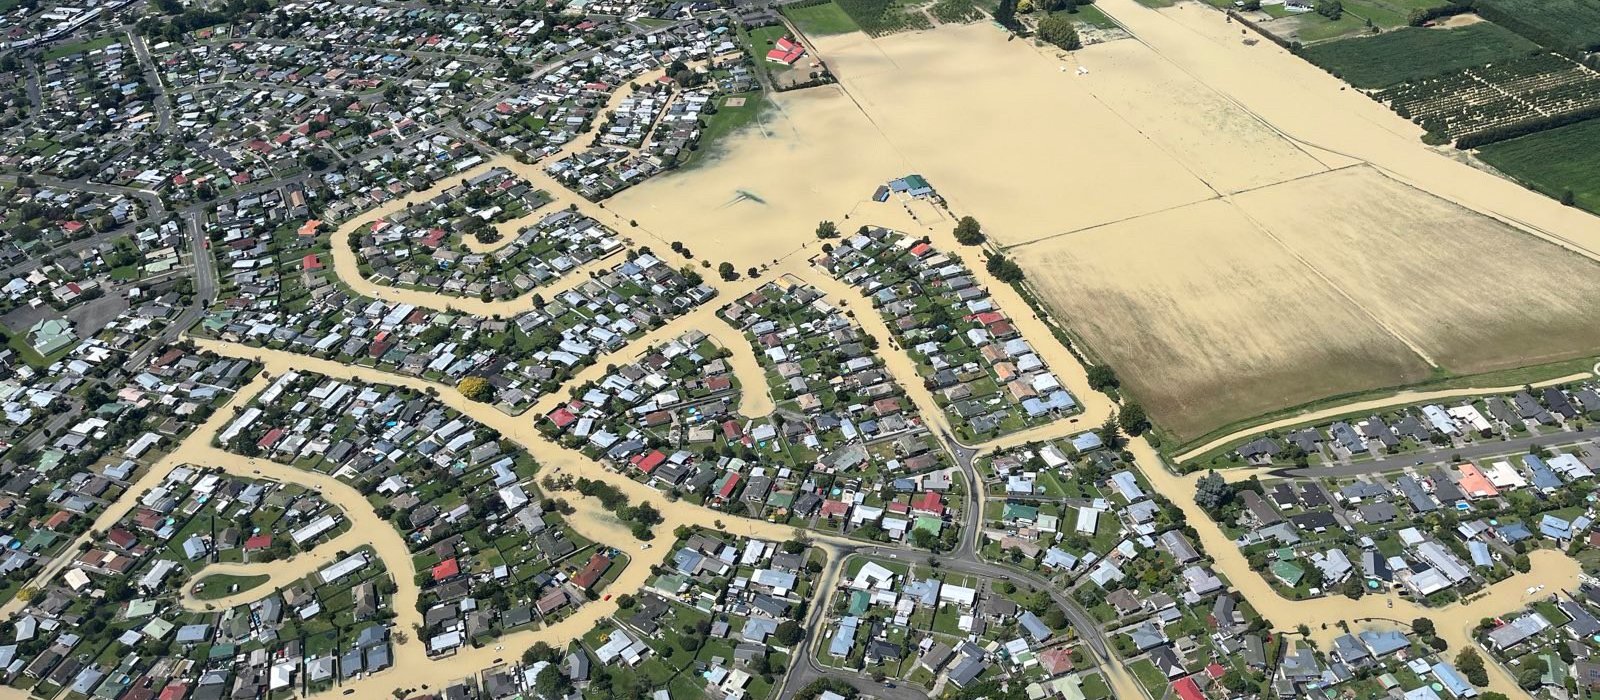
(1000, 161, 1371, 251)
(1361, 164, 1600, 266)
(1224, 181, 1440, 369)
(997, 193, 1218, 251)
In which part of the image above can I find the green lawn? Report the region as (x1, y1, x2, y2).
(784, 1, 863, 36)
(683, 92, 769, 168)
(1341, 0, 1451, 28)
(1477, 117, 1600, 215)
(6, 331, 73, 369)
(1301, 22, 1540, 88)
(1065, 5, 1119, 29)
(44, 36, 118, 61)
(193, 573, 271, 600)
(1290, 11, 1375, 43)
(1081, 673, 1112, 700)
(1128, 658, 1168, 696)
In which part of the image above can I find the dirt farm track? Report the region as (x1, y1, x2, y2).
(605, 0, 1600, 444)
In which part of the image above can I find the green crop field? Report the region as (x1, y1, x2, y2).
(783, 0, 864, 35)
(1477, 117, 1600, 215)
(1476, 0, 1600, 51)
(1340, 0, 1446, 28)
(1301, 22, 1539, 88)
(831, 0, 931, 35)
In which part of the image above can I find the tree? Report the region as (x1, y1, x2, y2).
(1194, 471, 1235, 513)
(953, 216, 985, 245)
(1043, 607, 1068, 628)
(1315, 0, 1342, 19)
(1411, 617, 1435, 637)
(418, 326, 449, 345)
(523, 641, 557, 665)
(457, 376, 493, 402)
(986, 253, 1025, 282)
(534, 663, 571, 698)
(995, 0, 1018, 30)
(774, 620, 804, 646)
(1456, 648, 1488, 687)
(1036, 13, 1082, 51)
(1097, 415, 1123, 450)
(1086, 365, 1119, 391)
(718, 262, 738, 280)
(1117, 402, 1148, 436)
(1560, 189, 1576, 206)
(1340, 576, 1365, 599)
(815, 220, 839, 239)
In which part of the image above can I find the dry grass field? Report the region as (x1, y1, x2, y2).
(1238, 167, 1600, 376)
(1014, 165, 1600, 442)
(1012, 198, 1436, 440)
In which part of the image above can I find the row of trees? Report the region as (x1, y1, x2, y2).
(574, 477, 663, 539)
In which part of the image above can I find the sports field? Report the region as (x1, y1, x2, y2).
(1300, 22, 1538, 88)
(1477, 117, 1600, 215)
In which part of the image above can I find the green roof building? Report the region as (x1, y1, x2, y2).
(28, 318, 75, 356)
(1271, 560, 1305, 587)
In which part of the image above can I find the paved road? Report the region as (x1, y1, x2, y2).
(125, 28, 173, 135)
(1263, 427, 1600, 479)
(125, 208, 214, 370)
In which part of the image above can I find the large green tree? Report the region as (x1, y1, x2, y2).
(1037, 13, 1082, 51)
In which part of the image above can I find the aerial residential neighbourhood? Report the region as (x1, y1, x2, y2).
(3, 0, 1600, 698)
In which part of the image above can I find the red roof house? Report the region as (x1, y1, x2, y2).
(631, 450, 667, 474)
(1172, 677, 1204, 700)
(548, 407, 578, 429)
(257, 428, 285, 450)
(572, 553, 612, 590)
(820, 499, 850, 519)
(432, 557, 461, 582)
(765, 37, 805, 65)
(911, 491, 944, 517)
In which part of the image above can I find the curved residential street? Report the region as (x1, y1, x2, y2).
(3, 8, 1587, 698)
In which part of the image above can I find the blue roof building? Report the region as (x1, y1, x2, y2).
(1018, 611, 1051, 643)
(1522, 455, 1564, 490)
(829, 617, 859, 657)
(1070, 431, 1103, 452)
(1431, 661, 1476, 698)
